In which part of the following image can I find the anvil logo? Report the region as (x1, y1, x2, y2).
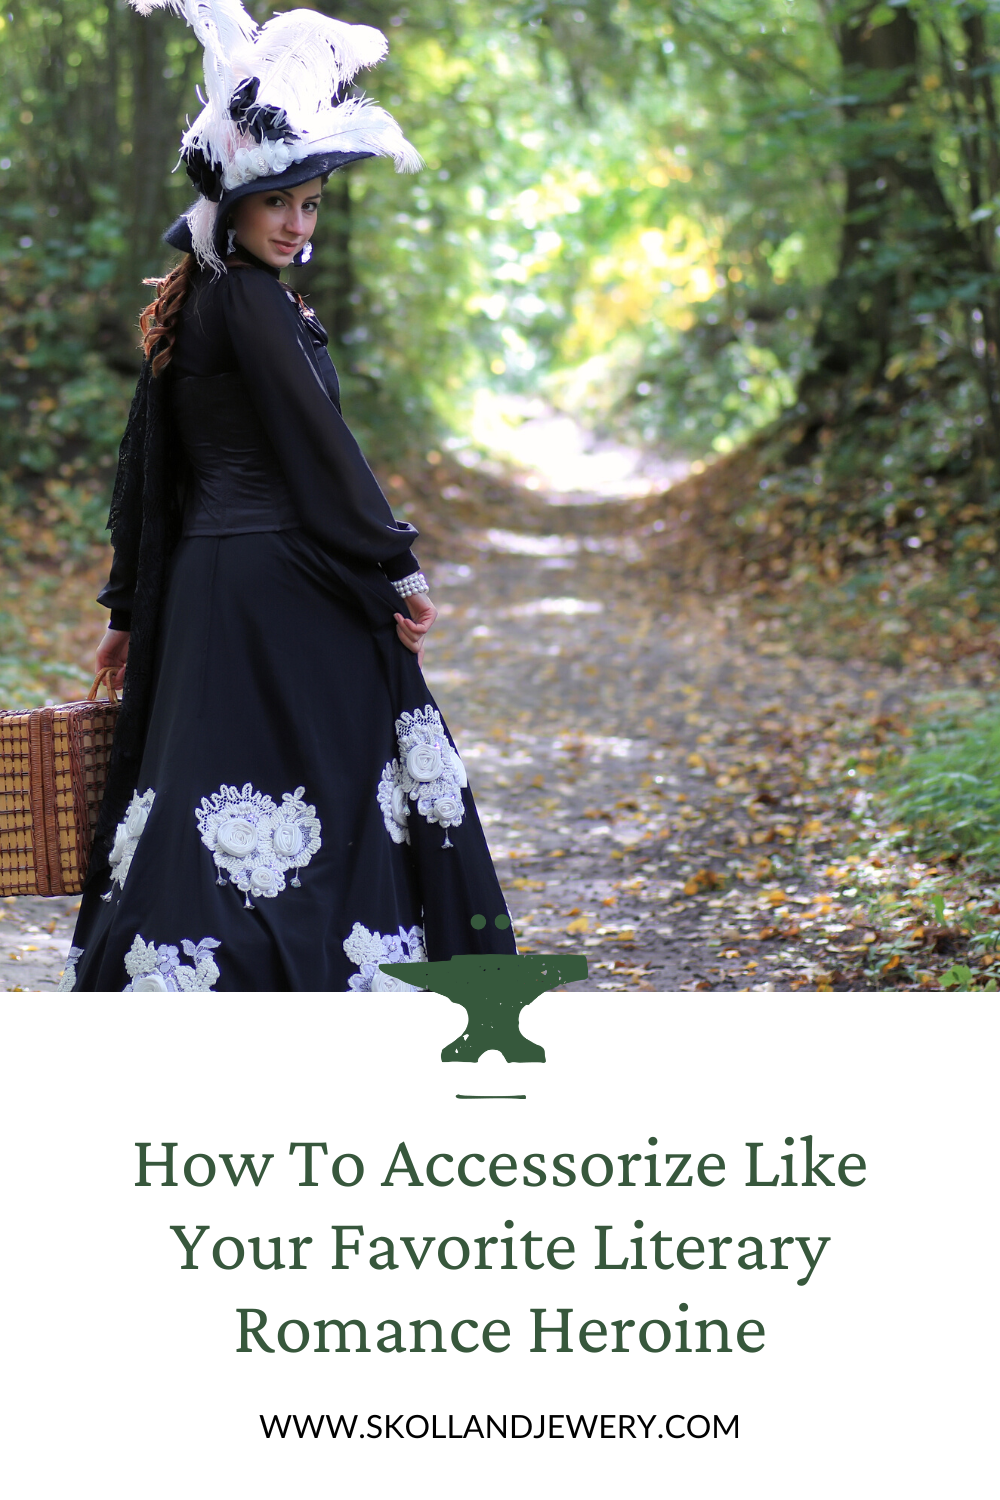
(379, 914, 588, 1063)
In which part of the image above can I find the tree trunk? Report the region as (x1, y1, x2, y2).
(800, 4, 976, 409)
(126, 9, 177, 296)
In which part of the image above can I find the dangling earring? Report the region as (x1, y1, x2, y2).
(227, 227, 237, 254)
(294, 240, 313, 265)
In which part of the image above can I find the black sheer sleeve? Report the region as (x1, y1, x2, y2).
(97, 554, 136, 630)
(220, 267, 419, 578)
(96, 359, 153, 630)
(98, 545, 138, 629)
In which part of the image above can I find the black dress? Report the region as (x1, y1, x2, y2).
(64, 256, 515, 992)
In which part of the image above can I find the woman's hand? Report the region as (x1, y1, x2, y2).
(394, 591, 438, 670)
(96, 627, 130, 692)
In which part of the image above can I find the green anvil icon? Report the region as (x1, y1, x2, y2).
(378, 953, 589, 1063)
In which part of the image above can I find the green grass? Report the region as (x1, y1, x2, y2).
(883, 710, 1000, 866)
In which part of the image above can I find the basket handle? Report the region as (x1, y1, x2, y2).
(87, 668, 120, 705)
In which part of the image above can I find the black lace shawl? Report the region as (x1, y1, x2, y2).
(88, 359, 184, 885)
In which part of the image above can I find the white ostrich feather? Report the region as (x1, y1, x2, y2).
(130, 0, 258, 173)
(185, 193, 226, 276)
(128, 0, 257, 61)
(129, 0, 257, 105)
(304, 96, 422, 174)
(253, 14, 388, 110)
(130, 1, 418, 179)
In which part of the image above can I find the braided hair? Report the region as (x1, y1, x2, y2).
(139, 255, 196, 376)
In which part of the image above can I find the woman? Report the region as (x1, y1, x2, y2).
(62, 3, 514, 991)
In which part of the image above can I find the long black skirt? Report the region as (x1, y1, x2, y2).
(66, 529, 515, 992)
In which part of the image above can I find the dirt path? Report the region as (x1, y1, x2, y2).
(5, 480, 945, 993)
(415, 487, 942, 992)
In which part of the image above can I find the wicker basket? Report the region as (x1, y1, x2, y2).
(0, 670, 120, 897)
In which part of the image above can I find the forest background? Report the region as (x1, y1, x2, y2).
(5, 0, 1000, 630)
(3, 0, 1000, 986)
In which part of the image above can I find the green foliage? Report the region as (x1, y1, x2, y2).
(2, 0, 1000, 546)
(939, 962, 997, 989)
(0, 202, 132, 563)
(882, 707, 1000, 865)
(544, 0, 841, 453)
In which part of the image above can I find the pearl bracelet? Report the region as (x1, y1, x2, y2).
(393, 570, 430, 597)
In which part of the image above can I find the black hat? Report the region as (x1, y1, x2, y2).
(132, 1, 419, 272)
(163, 150, 374, 264)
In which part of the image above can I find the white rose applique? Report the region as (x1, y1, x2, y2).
(123, 934, 221, 992)
(56, 945, 85, 992)
(269, 788, 322, 883)
(377, 761, 410, 844)
(103, 788, 156, 899)
(343, 921, 427, 991)
(195, 783, 321, 908)
(377, 706, 468, 848)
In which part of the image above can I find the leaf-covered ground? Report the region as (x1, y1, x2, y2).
(6, 457, 998, 992)
(410, 470, 998, 992)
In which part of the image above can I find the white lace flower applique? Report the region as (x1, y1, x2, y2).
(195, 783, 321, 908)
(123, 935, 221, 992)
(378, 706, 468, 848)
(56, 945, 84, 992)
(270, 787, 322, 884)
(377, 760, 411, 844)
(343, 921, 427, 991)
(103, 788, 156, 900)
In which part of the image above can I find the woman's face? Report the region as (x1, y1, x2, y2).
(229, 178, 323, 268)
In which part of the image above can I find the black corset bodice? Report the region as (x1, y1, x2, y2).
(98, 258, 420, 633)
(174, 373, 298, 536)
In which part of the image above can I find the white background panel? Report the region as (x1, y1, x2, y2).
(2, 992, 993, 1497)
